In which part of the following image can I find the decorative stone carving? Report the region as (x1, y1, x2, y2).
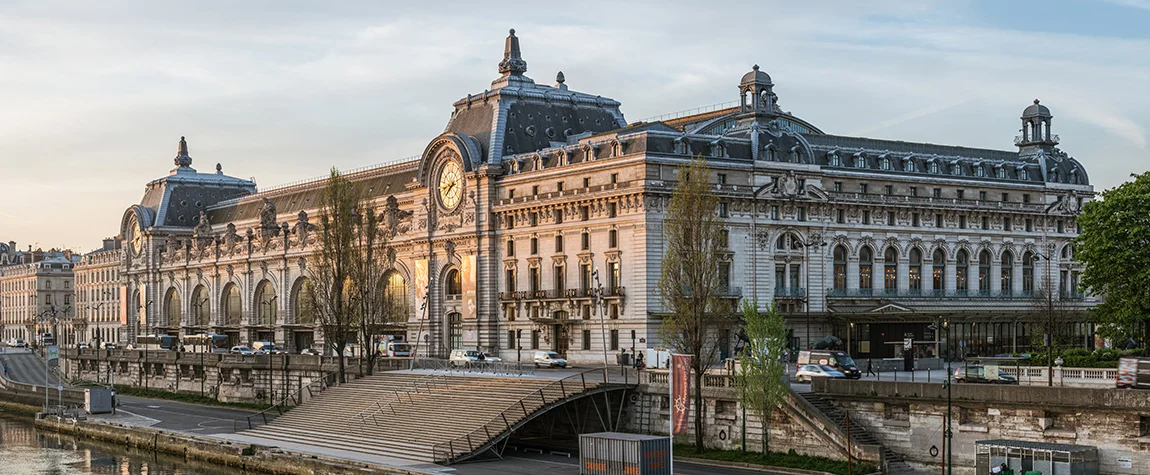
(260, 198, 278, 240)
(771, 170, 803, 199)
(223, 223, 241, 255)
(193, 211, 213, 251)
(383, 196, 413, 238)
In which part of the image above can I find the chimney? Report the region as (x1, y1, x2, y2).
(64, 249, 73, 261)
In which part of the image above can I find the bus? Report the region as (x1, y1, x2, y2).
(38, 333, 55, 347)
(181, 333, 230, 354)
(131, 334, 178, 351)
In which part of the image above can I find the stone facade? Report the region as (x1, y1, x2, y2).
(0, 249, 79, 344)
(74, 238, 125, 346)
(98, 29, 1097, 363)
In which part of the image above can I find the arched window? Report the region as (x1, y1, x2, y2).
(222, 283, 242, 326)
(829, 154, 841, 167)
(448, 312, 462, 350)
(956, 250, 969, 292)
(1022, 252, 1035, 295)
(384, 271, 409, 318)
(978, 251, 991, 293)
(932, 249, 946, 292)
(909, 248, 922, 292)
(859, 247, 873, 290)
(883, 248, 898, 292)
(856, 155, 866, 168)
(929, 162, 939, 174)
(445, 269, 462, 297)
(996, 167, 1006, 179)
(191, 285, 210, 327)
(164, 287, 181, 328)
(881, 157, 891, 170)
(255, 280, 277, 326)
(833, 245, 847, 290)
(1001, 252, 1014, 295)
(292, 277, 314, 325)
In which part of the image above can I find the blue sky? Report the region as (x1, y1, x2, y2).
(1, 0, 1147, 250)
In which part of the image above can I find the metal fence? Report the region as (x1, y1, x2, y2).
(409, 357, 535, 376)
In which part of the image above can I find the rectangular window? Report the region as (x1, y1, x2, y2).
(775, 265, 785, 291)
(554, 235, 563, 253)
(507, 240, 515, 256)
(837, 209, 846, 224)
(583, 177, 590, 188)
(1001, 193, 1009, 202)
(581, 232, 590, 251)
(610, 173, 618, 184)
(1003, 217, 1012, 231)
(609, 229, 618, 248)
(887, 212, 895, 226)
(530, 237, 538, 255)
(607, 202, 617, 218)
(834, 182, 842, 192)
(797, 207, 806, 221)
(935, 214, 943, 228)
(862, 211, 871, 225)
(508, 330, 517, 349)
(771, 206, 779, 220)
(933, 188, 942, 198)
(610, 330, 619, 350)
(581, 264, 592, 292)
(719, 202, 729, 218)
(912, 213, 920, 227)
(1025, 219, 1033, 232)
(530, 212, 538, 227)
(959, 215, 966, 229)
(531, 330, 540, 349)
(1023, 194, 1031, 204)
(718, 229, 729, 248)
(557, 182, 564, 192)
(979, 191, 987, 201)
(957, 189, 965, 199)
(581, 206, 590, 221)
(982, 217, 990, 230)
(717, 173, 727, 185)
(532, 185, 539, 196)
(608, 262, 621, 291)
(555, 212, 563, 224)
(530, 268, 540, 293)
(554, 265, 565, 293)
(506, 269, 516, 292)
(1057, 220, 1064, 233)
(719, 262, 731, 293)
(910, 186, 918, 197)
(583, 330, 592, 350)
(509, 189, 516, 199)
(860, 183, 868, 194)
(884, 185, 893, 195)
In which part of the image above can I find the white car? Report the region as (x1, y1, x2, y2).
(533, 351, 567, 368)
(795, 364, 845, 383)
(230, 345, 256, 355)
(449, 349, 487, 366)
(6, 338, 26, 348)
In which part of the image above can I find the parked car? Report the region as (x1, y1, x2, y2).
(251, 341, 284, 354)
(954, 366, 1018, 384)
(533, 350, 567, 368)
(480, 352, 502, 362)
(5, 338, 26, 348)
(795, 364, 845, 383)
(797, 350, 861, 379)
(101, 342, 117, 350)
(449, 349, 486, 366)
(77, 343, 90, 350)
(299, 348, 317, 356)
(230, 345, 256, 355)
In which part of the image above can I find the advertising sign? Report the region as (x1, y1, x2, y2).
(462, 254, 477, 319)
(46, 345, 59, 362)
(671, 354, 692, 435)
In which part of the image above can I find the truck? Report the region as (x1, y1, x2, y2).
(375, 335, 411, 357)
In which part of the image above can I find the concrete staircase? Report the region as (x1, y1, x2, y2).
(799, 392, 916, 474)
(241, 370, 617, 463)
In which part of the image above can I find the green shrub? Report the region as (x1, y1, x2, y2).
(674, 444, 876, 475)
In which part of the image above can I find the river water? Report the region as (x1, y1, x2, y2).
(0, 412, 246, 474)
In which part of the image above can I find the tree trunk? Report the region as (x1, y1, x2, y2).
(693, 370, 704, 452)
(337, 345, 347, 384)
(1143, 321, 1150, 355)
(761, 412, 769, 455)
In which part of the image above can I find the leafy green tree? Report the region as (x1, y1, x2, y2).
(1074, 172, 1150, 349)
(657, 157, 734, 451)
(735, 300, 788, 455)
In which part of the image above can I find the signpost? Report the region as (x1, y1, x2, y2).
(45, 344, 59, 414)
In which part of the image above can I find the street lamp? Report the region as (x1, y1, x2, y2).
(929, 318, 952, 475)
(592, 269, 610, 370)
(139, 300, 153, 391)
(797, 222, 829, 353)
(35, 305, 71, 415)
(1033, 243, 1057, 387)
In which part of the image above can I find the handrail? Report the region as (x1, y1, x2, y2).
(350, 373, 447, 425)
(231, 369, 342, 432)
(409, 357, 535, 376)
(431, 367, 632, 463)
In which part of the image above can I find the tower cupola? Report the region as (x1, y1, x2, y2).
(739, 65, 777, 115)
(1016, 99, 1058, 151)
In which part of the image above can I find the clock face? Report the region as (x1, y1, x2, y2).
(438, 160, 464, 210)
(127, 216, 143, 254)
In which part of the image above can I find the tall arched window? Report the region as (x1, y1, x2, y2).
(909, 248, 922, 292)
(191, 285, 210, 327)
(292, 277, 314, 325)
(978, 251, 991, 293)
(164, 287, 181, 328)
(1001, 252, 1014, 295)
(445, 269, 462, 297)
(1022, 252, 1035, 295)
(932, 249, 946, 293)
(222, 283, 242, 326)
(833, 245, 847, 290)
(956, 250, 969, 292)
(859, 247, 873, 290)
(448, 312, 462, 350)
(384, 271, 409, 318)
(255, 280, 277, 325)
(883, 248, 898, 292)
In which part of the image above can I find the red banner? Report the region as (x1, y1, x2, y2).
(671, 354, 692, 435)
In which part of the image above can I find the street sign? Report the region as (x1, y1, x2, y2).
(46, 345, 59, 362)
(903, 338, 913, 352)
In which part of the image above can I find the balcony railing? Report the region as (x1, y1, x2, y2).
(1060, 291, 1086, 300)
(773, 287, 807, 298)
(827, 288, 1036, 299)
(826, 191, 1046, 213)
(718, 286, 743, 298)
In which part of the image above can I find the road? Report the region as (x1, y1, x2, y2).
(0, 350, 259, 435)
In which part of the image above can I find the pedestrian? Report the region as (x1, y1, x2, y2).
(3, 364, 8, 378)
(866, 358, 876, 377)
(634, 351, 645, 370)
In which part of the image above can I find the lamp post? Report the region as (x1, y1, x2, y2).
(930, 318, 952, 475)
(139, 300, 153, 391)
(1033, 243, 1057, 387)
(36, 305, 70, 415)
(192, 298, 208, 397)
(798, 222, 829, 352)
(592, 269, 610, 370)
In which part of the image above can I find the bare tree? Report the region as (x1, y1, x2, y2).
(657, 157, 734, 451)
(1031, 277, 1081, 386)
(307, 169, 363, 383)
(349, 205, 400, 376)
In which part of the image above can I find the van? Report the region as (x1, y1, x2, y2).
(533, 350, 567, 368)
(797, 350, 860, 379)
(1117, 357, 1150, 389)
(251, 341, 283, 354)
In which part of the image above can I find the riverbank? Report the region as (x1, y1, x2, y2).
(33, 415, 433, 475)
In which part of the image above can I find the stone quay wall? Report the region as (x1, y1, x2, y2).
(812, 378, 1150, 475)
(60, 348, 410, 404)
(626, 370, 882, 464)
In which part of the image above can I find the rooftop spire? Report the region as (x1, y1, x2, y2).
(498, 28, 527, 76)
(174, 136, 193, 168)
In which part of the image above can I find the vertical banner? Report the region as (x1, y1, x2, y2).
(671, 354, 692, 435)
(414, 259, 428, 307)
(462, 254, 477, 320)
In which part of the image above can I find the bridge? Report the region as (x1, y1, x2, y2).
(226, 365, 636, 465)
